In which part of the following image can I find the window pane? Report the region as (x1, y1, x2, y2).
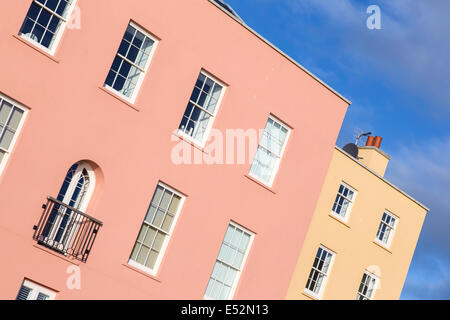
(250, 146, 277, 183)
(250, 117, 289, 185)
(57, 0, 73, 18)
(46, 0, 60, 13)
(145, 250, 159, 269)
(133, 30, 145, 48)
(224, 268, 237, 287)
(16, 286, 31, 300)
(224, 225, 234, 243)
(113, 74, 126, 91)
(376, 212, 396, 245)
(26, 2, 41, 21)
(8, 109, 24, 131)
(205, 224, 252, 300)
(205, 278, 215, 298)
(357, 273, 377, 300)
(204, 83, 222, 114)
(152, 232, 165, 252)
(130, 243, 140, 261)
(161, 213, 173, 233)
(143, 227, 156, 247)
(159, 191, 173, 211)
(37, 9, 52, 28)
(239, 233, 251, 251)
(218, 243, 234, 265)
(179, 73, 223, 142)
(124, 25, 135, 41)
(152, 208, 165, 228)
(233, 251, 244, 269)
(48, 15, 61, 33)
(192, 110, 211, 141)
(0, 129, 15, 150)
(168, 195, 181, 214)
(0, 101, 13, 125)
(36, 292, 49, 300)
(19, 0, 70, 49)
(306, 247, 333, 295)
(136, 245, 149, 265)
(137, 224, 148, 242)
(130, 184, 183, 272)
(104, 23, 155, 99)
(118, 40, 130, 56)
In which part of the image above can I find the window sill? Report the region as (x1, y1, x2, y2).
(32, 244, 80, 265)
(122, 263, 162, 283)
(244, 174, 276, 194)
(172, 132, 209, 154)
(13, 34, 60, 63)
(98, 86, 140, 111)
(372, 240, 393, 254)
(328, 214, 351, 229)
(302, 290, 320, 300)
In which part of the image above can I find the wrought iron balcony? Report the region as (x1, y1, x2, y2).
(33, 196, 103, 262)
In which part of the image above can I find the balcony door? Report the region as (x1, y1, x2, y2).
(41, 162, 95, 250)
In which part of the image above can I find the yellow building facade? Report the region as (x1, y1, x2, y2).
(286, 142, 428, 300)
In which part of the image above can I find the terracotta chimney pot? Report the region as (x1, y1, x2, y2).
(366, 136, 375, 146)
(374, 136, 383, 149)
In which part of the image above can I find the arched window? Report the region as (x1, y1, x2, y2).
(55, 162, 95, 212)
(41, 162, 96, 251)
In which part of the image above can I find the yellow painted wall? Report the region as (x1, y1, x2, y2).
(286, 147, 428, 300)
(358, 146, 390, 177)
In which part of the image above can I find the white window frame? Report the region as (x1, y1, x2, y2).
(356, 270, 379, 300)
(19, 0, 78, 55)
(249, 114, 291, 187)
(17, 279, 56, 300)
(128, 182, 185, 276)
(40, 162, 96, 253)
(331, 182, 357, 223)
(177, 70, 226, 148)
(203, 221, 255, 300)
(103, 21, 158, 104)
(0, 93, 28, 178)
(375, 210, 398, 249)
(304, 245, 335, 299)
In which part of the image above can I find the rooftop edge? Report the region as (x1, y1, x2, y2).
(358, 145, 392, 160)
(208, 0, 352, 106)
(336, 146, 430, 212)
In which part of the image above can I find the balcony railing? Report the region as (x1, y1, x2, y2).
(33, 196, 103, 262)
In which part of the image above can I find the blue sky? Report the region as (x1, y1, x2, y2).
(222, 0, 450, 299)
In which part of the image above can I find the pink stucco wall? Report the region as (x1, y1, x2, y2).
(0, 0, 348, 299)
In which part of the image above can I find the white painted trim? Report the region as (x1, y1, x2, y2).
(304, 245, 336, 300)
(45, 161, 96, 251)
(127, 181, 185, 277)
(357, 270, 380, 300)
(203, 221, 255, 300)
(330, 181, 357, 224)
(374, 210, 398, 249)
(20, 279, 56, 300)
(76, 162, 96, 213)
(0, 93, 29, 178)
(248, 114, 291, 188)
(18, 0, 78, 56)
(103, 20, 159, 104)
(177, 69, 227, 148)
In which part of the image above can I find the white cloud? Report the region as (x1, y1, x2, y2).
(284, 0, 450, 119)
(386, 137, 450, 299)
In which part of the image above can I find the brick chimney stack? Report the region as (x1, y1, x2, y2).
(358, 135, 390, 177)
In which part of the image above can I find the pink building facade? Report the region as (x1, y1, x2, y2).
(0, 0, 349, 299)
